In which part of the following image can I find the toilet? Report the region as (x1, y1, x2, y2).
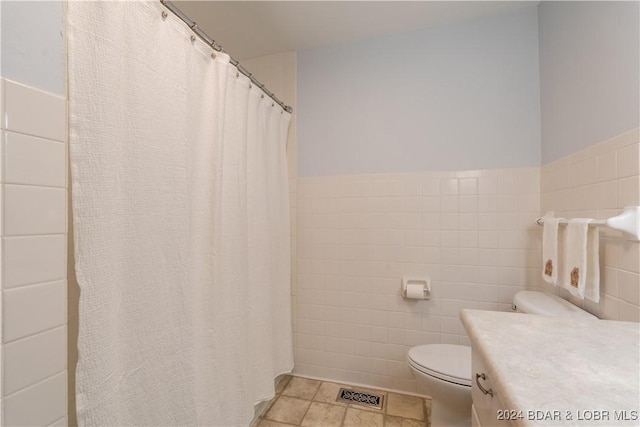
(408, 344, 471, 427)
(407, 290, 596, 427)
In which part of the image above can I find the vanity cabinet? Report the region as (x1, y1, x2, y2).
(462, 309, 640, 427)
(471, 347, 511, 427)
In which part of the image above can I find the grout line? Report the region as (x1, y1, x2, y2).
(1, 129, 66, 145)
(2, 182, 67, 190)
(3, 232, 68, 239)
(47, 416, 67, 427)
(1, 278, 66, 292)
(2, 274, 67, 292)
(3, 324, 66, 346)
(339, 396, 347, 427)
(2, 233, 66, 239)
(297, 391, 314, 426)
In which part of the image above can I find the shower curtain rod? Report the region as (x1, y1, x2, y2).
(160, 0, 293, 114)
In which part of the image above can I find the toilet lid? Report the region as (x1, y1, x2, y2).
(408, 344, 471, 387)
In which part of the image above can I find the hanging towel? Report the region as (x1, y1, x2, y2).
(584, 223, 600, 302)
(563, 219, 600, 302)
(542, 212, 562, 285)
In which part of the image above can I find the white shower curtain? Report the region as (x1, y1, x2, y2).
(67, 2, 293, 425)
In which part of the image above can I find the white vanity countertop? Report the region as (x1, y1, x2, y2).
(461, 309, 640, 426)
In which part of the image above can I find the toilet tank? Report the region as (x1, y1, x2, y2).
(512, 290, 596, 319)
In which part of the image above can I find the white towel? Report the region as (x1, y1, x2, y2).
(563, 219, 600, 302)
(542, 213, 562, 285)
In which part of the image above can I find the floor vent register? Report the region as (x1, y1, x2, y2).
(336, 388, 384, 410)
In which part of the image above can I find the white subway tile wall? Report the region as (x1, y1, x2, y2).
(295, 167, 541, 393)
(1, 78, 68, 425)
(3, 185, 66, 236)
(541, 128, 640, 321)
(3, 133, 66, 187)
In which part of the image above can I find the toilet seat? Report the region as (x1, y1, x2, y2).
(408, 344, 472, 387)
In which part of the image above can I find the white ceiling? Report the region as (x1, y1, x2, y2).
(173, 1, 538, 60)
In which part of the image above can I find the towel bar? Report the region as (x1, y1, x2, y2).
(535, 206, 640, 241)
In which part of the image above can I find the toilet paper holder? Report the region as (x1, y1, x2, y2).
(401, 277, 431, 300)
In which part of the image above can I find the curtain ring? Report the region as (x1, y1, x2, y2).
(161, 11, 168, 19)
(236, 72, 240, 78)
(190, 35, 196, 43)
(211, 52, 216, 59)
(261, 94, 264, 99)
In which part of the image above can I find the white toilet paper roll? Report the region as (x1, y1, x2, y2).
(405, 284, 425, 299)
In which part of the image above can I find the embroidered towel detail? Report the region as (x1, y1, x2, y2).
(570, 267, 580, 288)
(563, 219, 600, 302)
(545, 259, 553, 277)
(542, 213, 562, 285)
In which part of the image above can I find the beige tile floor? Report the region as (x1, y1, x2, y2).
(257, 376, 431, 427)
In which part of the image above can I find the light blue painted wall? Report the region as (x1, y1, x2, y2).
(539, 1, 640, 164)
(1, 1, 65, 95)
(297, 6, 541, 177)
